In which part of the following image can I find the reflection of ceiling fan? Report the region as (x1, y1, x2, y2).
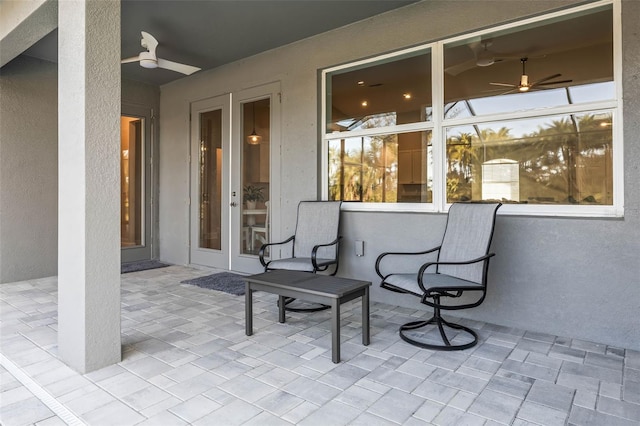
(121, 31, 201, 75)
(489, 57, 571, 94)
(445, 41, 518, 75)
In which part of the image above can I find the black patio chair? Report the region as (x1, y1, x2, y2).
(259, 200, 342, 311)
(376, 202, 501, 350)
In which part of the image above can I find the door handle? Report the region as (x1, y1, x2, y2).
(230, 202, 238, 207)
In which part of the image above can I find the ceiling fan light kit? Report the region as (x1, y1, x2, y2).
(121, 31, 201, 76)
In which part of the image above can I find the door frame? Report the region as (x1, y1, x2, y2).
(121, 103, 154, 263)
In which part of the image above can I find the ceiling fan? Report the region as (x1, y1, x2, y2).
(489, 57, 571, 94)
(121, 31, 201, 76)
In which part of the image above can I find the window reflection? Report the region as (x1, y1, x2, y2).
(327, 50, 432, 133)
(443, 6, 613, 118)
(328, 131, 432, 203)
(445, 112, 613, 205)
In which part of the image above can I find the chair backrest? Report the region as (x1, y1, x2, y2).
(437, 202, 501, 283)
(293, 201, 342, 259)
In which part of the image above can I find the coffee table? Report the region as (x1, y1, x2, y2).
(244, 270, 371, 363)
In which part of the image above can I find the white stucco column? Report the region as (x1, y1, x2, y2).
(58, 0, 121, 373)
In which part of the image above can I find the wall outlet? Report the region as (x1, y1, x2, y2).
(355, 240, 364, 257)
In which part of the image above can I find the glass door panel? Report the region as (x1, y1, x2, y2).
(241, 99, 270, 255)
(199, 110, 223, 250)
(121, 116, 143, 247)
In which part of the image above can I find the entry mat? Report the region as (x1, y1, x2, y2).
(121, 259, 171, 274)
(181, 272, 246, 296)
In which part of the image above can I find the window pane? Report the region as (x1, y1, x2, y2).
(443, 5, 613, 119)
(328, 131, 432, 203)
(445, 111, 613, 205)
(326, 50, 432, 133)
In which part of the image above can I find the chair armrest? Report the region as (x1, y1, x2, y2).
(310, 236, 342, 269)
(375, 246, 440, 280)
(416, 253, 496, 293)
(259, 235, 295, 267)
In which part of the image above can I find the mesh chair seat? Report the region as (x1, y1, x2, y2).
(266, 257, 337, 272)
(384, 273, 483, 296)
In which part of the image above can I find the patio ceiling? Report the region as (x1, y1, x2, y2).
(22, 0, 418, 86)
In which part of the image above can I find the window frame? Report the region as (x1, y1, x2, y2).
(320, 0, 623, 217)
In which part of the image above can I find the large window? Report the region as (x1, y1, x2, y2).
(322, 1, 621, 216)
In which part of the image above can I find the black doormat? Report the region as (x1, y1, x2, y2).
(181, 272, 246, 296)
(121, 260, 171, 274)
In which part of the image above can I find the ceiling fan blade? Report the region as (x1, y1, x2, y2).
(121, 56, 140, 64)
(140, 31, 158, 56)
(489, 82, 516, 87)
(536, 79, 573, 87)
(531, 73, 561, 86)
(157, 58, 201, 75)
(445, 59, 477, 76)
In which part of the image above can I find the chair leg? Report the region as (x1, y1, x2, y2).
(399, 304, 478, 351)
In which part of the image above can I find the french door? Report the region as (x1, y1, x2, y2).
(121, 104, 153, 262)
(231, 83, 281, 272)
(190, 95, 231, 269)
(189, 83, 280, 272)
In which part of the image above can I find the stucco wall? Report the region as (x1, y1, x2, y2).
(0, 55, 58, 283)
(159, 0, 639, 349)
(0, 53, 160, 283)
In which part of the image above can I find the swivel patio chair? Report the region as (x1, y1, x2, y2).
(259, 200, 342, 311)
(376, 202, 501, 350)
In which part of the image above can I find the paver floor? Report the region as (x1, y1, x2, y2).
(1, 265, 638, 425)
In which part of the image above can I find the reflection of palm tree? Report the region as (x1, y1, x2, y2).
(446, 132, 479, 200)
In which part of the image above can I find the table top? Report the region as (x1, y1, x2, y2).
(245, 270, 371, 298)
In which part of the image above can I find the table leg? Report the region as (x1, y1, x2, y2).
(278, 295, 286, 323)
(245, 283, 253, 336)
(362, 287, 370, 346)
(331, 299, 340, 363)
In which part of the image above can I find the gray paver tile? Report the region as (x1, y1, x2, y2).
(282, 375, 341, 406)
(82, 399, 146, 425)
(569, 405, 638, 426)
(517, 401, 568, 426)
(432, 406, 487, 426)
(335, 383, 383, 409)
(317, 363, 369, 390)
(468, 388, 522, 424)
(0, 396, 55, 426)
(349, 412, 397, 426)
(366, 365, 423, 392)
(413, 399, 445, 423)
(597, 395, 640, 421)
(623, 379, 640, 404)
(218, 374, 278, 403)
(367, 388, 425, 424)
(167, 394, 222, 423)
(298, 400, 362, 426)
(526, 379, 575, 411)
